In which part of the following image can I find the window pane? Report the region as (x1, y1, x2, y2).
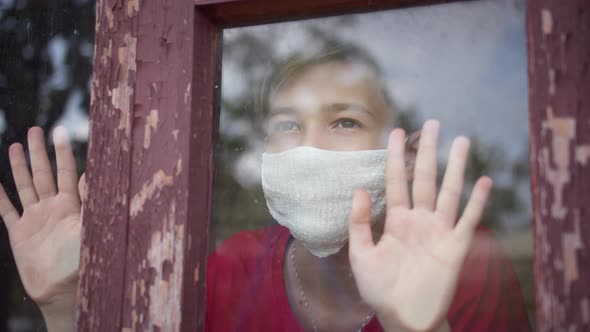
(0, 1, 93, 330)
(210, 0, 533, 331)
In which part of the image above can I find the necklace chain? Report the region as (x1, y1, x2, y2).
(290, 243, 375, 332)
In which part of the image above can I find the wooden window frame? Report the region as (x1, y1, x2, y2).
(79, 0, 590, 331)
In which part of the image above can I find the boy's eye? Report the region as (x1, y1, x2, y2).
(271, 121, 300, 133)
(336, 119, 361, 129)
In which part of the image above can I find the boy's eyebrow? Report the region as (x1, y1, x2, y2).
(269, 103, 376, 119)
(268, 107, 298, 117)
(322, 103, 376, 119)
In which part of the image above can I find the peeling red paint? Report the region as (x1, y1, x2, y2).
(175, 158, 183, 176)
(144, 109, 159, 149)
(575, 145, 590, 165)
(83, 0, 563, 330)
(184, 83, 191, 105)
(100, 40, 112, 66)
(127, 0, 139, 16)
(541, 8, 553, 35)
(129, 170, 173, 218)
(539, 107, 575, 219)
(111, 32, 137, 151)
(561, 210, 582, 293)
(78, 0, 140, 329)
(105, 3, 114, 28)
(529, 1, 590, 330)
(141, 201, 185, 331)
(115, 1, 217, 330)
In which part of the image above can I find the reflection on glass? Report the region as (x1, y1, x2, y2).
(211, 0, 532, 331)
(0, 1, 93, 331)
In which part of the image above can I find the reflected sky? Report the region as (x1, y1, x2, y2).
(221, 0, 530, 229)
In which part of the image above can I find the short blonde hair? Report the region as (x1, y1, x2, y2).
(256, 43, 398, 120)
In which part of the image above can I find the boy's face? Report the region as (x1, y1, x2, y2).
(265, 61, 393, 153)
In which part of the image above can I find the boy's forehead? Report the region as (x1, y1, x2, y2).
(270, 60, 383, 105)
(266, 59, 393, 124)
(279, 60, 378, 89)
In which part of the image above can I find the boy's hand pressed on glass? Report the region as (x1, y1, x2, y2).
(348, 120, 491, 332)
(0, 121, 489, 332)
(0, 127, 82, 332)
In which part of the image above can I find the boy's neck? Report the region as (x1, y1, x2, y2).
(290, 218, 385, 306)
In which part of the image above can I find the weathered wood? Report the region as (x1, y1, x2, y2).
(80, 0, 590, 330)
(79, 0, 219, 330)
(527, 0, 590, 330)
(118, 1, 219, 330)
(77, 0, 138, 330)
(181, 10, 221, 332)
(197, 0, 453, 27)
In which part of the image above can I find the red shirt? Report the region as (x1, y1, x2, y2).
(206, 225, 531, 331)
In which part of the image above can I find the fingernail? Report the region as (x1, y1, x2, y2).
(8, 143, 22, 155)
(53, 126, 70, 146)
(424, 119, 440, 132)
(454, 136, 470, 147)
(389, 129, 405, 145)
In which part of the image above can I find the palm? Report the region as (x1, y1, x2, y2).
(355, 209, 465, 330)
(0, 127, 82, 305)
(12, 195, 81, 303)
(348, 121, 492, 332)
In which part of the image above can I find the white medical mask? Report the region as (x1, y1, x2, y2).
(261, 147, 387, 257)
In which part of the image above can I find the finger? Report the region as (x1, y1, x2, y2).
(9, 143, 39, 206)
(53, 127, 79, 195)
(455, 176, 493, 238)
(28, 127, 57, 199)
(386, 129, 410, 208)
(348, 189, 374, 255)
(0, 184, 19, 229)
(78, 172, 87, 204)
(436, 137, 470, 227)
(404, 130, 421, 180)
(412, 119, 440, 210)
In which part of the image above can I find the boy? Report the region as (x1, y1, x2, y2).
(0, 48, 530, 331)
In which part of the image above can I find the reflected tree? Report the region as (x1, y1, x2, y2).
(215, 18, 534, 314)
(0, 1, 534, 329)
(214, 19, 530, 240)
(0, 0, 94, 330)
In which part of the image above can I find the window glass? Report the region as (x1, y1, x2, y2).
(0, 1, 93, 330)
(0, 0, 534, 330)
(211, 0, 533, 330)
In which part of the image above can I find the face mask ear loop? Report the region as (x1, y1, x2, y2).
(404, 129, 421, 180)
